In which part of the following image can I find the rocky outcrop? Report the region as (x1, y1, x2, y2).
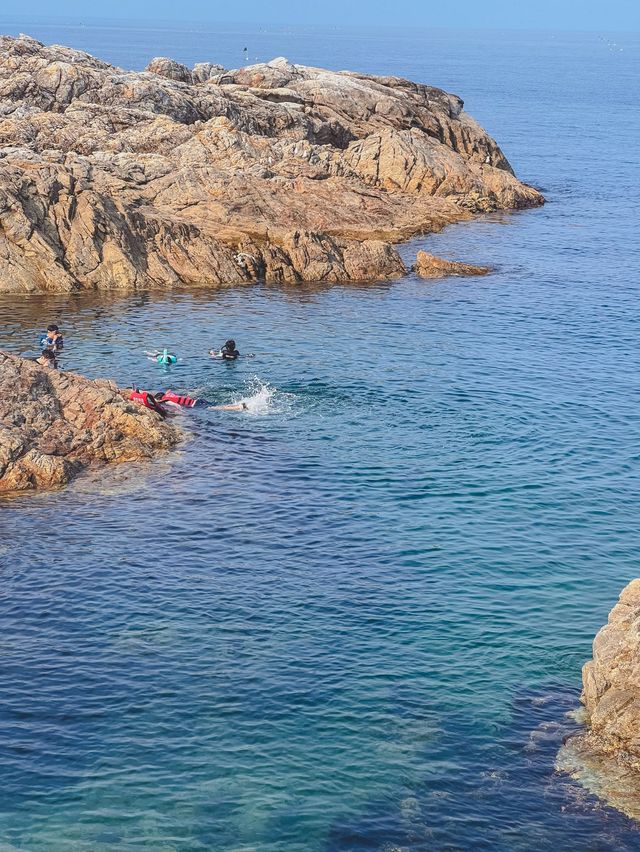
(0, 352, 180, 493)
(557, 580, 640, 819)
(145, 57, 193, 84)
(0, 35, 543, 292)
(414, 250, 492, 278)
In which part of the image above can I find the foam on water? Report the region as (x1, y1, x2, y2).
(235, 378, 295, 416)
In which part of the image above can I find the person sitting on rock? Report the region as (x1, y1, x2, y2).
(36, 349, 58, 369)
(40, 324, 64, 352)
(209, 339, 240, 360)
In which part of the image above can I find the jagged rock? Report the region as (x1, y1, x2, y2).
(414, 250, 492, 279)
(0, 351, 181, 493)
(192, 62, 225, 83)
(557, 580, 640, 819)
(145, 57, 193, 84)
(0, 34, 543, 292)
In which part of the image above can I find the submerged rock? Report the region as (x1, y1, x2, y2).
(0, 34, 543, 292)
(0, 352, 180, 493)
(557, 580, 640, 819)
(413, 250, 492, 279)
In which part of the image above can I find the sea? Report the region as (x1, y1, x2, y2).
(0, 18, 639, 851)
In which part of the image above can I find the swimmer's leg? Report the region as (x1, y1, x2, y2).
(208, 402, 248, 411)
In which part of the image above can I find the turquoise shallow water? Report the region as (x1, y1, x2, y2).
(0, 20, 640, 850)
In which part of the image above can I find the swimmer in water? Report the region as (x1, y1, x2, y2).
(127, 388, 247, 413)
(146, 348, 178, 365)
(127, 388, 169, 416)
(158, 390, 248, 410)
(40, 323, 64, 352)
(211, 402, 247, 411)
(209, 339, 240, 360)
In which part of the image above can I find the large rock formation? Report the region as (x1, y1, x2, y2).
(0, 352, 180, 493)
(557, 580, 640, 819)
(0, 34, 543, 292)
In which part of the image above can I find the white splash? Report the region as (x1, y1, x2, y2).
(236, 378, 277, 415)
(235, 377, 293, 416)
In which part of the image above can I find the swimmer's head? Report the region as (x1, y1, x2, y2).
(223, 339, 236, 352)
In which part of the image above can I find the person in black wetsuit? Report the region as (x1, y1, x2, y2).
(209, 339, 240, 360)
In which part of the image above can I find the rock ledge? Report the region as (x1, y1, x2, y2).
(0, 352, 181, 493)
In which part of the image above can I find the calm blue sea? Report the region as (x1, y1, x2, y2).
(0, 18, 639, 851)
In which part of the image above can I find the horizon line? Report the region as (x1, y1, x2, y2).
(0, 15, 638, 36)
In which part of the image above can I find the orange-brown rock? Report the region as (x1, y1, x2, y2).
(557, 580, 640, 819)
(414, 250, 492, 279)
(0, 351, 181, 493)
(0, 35, 543, 292)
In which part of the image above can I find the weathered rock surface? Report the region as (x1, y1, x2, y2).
(414, 250, 492, 279)
(0, 34, 543, 292)
(557, 580, 640, 819)
(0, 351, 180, 493)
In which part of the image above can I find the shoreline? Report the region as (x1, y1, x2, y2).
(0, 351, 182, 494)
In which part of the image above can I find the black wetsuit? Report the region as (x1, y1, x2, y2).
(220, 345, 240, 360)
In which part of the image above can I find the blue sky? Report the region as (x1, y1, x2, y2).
(0, 0, 638, 31)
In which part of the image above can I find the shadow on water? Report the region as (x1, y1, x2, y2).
(326, 684, 640, 851)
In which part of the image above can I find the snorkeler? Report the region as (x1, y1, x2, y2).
(146, 348, 178, 365)
(209, 339, 240, 360)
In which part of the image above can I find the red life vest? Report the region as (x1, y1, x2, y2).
(159, 390, 198, 408)
(130, 389, 164, 414)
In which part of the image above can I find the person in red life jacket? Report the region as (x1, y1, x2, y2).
(127, 388, 169, 416)
(158, 389, 248, 411)
(127, 387, 247, 413)
(157, 389, 202, 408)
